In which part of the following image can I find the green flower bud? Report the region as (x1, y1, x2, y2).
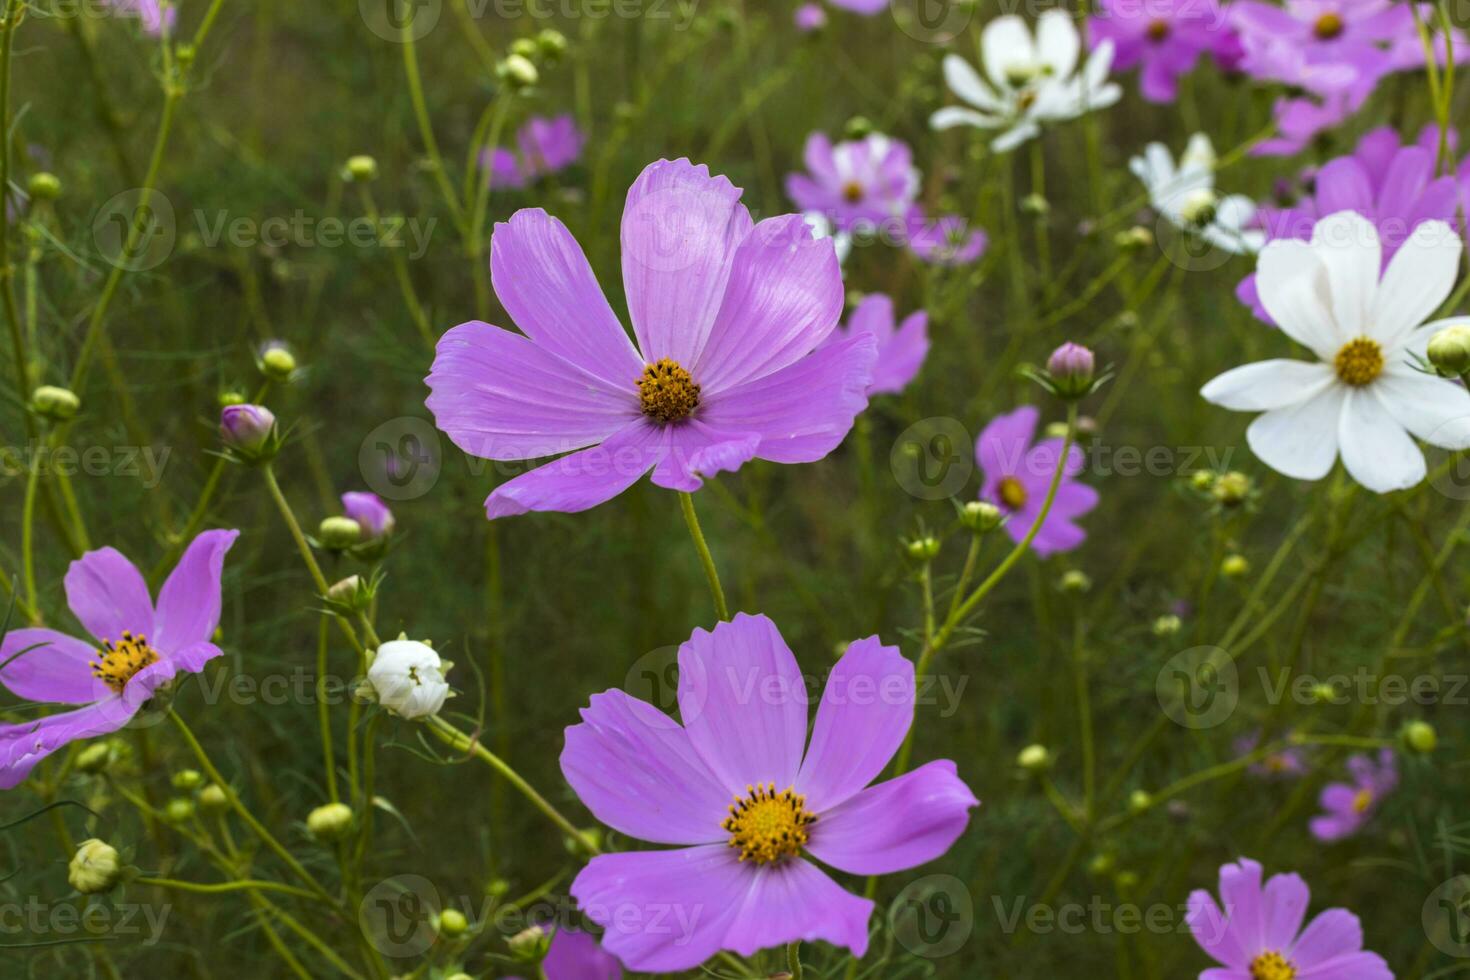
(906, 536, 941, 561)
(509, 37, 539, 60)
(165, 798, 196, 823)
(171, 769, 203, 791)
(1087, 852, 1115, 876)
(75, 741, 117, 774)
(28, 172, 62, 201)
(961, 500, 1004, 533)
(1115, 870, 1141, 890)
(306, 802, 353, 839)
(1114, 226, 1153, 251)
(198, 784, 229, 810)
(31, 385, 80, 421)
(1152, 614, 1182, 638)
(499, 54, 539, 90)
(1017, 744, 1052, 772)
(1060, 570, 1092, 594)
(344, 155, 379, 182)
(843, 116, 875, 139)
(1310, 682, 1338, 704)
(1021, 193, 1050, 216)
(536, 29, 568, 60)
(69, 839, 121, 895)
(436, 908, 469, 937)
(1220, 554, 1250, 579)
(318, 516, 362, 551)
(1211, 471, 1252, 506)
(507, 924, 551, 962)
(1402, 720, 1437, 754)
(1189, 470, 1215, 492)
(1128, 789, 1152, 813)
(258, 342, 297, 383)
(1426, 324, 1470, 377)
(218, 390, 246, 407)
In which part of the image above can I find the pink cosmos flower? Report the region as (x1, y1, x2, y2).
(484, 115, 585, 190)
(508, 928, 620, 980)
(1233, 0, 1412, 94)
(1251, 87, 1367, 158)
(1187, 857, 1391, 978)
(828, 0, 886, 13)
(907, 214, 989, 266)
(1234, 732, 1309, 779)
(109, 0, 176, 36)
(976, 406, 1097, 556)
(341, 491, 395, 540)
(794, 2, 826, 31)
(426, 159, 875, 518)
(1310, 749, 1396, 842)
(562, 614, 978, 972)
(828, 295, 929, 396)
(1089, 0, 1241, 103)
(1238, 125, 1462, 321)
(0, 530, 239, 789)
(785, 133, 921, 234)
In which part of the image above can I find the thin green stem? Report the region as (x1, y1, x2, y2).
(401, 18, 466, 234)
(318, 616, 339, 803)
(20, 450, 41, 623)
(137, 876, 322, 901)
(679, 491, 729, 621)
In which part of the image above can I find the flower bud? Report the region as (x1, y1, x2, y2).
(1020, 193, 1050, 216)
(1017, 744, 1052, 772)
(258, 341, 297, 383)
(1310, 682, 1338, 704)
(794, 2, 826, 31)
(1211, 471, 1251, 506)
(75, 741, 117, 774)
(367, 639, 451, 720)
(1189, 470, 1215, 492)
(165, 798, 196, 823)
(219, 403, 277, 460)
(844, 116, 875, 140)
(306, 802, 354, 839)
(31, 385, 80, 421)
(28, 172, 61, 201)
(344, 155, 379, 182)
(1115, 870, 1141, 890)
(69, 840, 121, 895)
(171, 769, 203, 790)
(341, 491, 395, 542)
(1046, 343, 1096, 399)
(509, 38, 538, 61)
(218, 390, 246, 407)
(1086, 852, 1115, 876)
(198, 783, 229, 810)
(318, 516, 362, 551)
(1220, 554, 1250, 579)
(1152, 614, 1182, 638)
(905, 536, 940, 561)
(507, 924, 551, 962)
(498, 54, 539, 90)
(1114, 226, 1154, 251)
(1128, 789, 1152, 813)
(566, 825, 603, 857)
(1426, 324, 1470, 377)
(435, 908, 469, 937)
(961, 500, 1003, 533)
(536, 28, 568, 60)
(1060, 570, 1092, 594)
(1401, 720, 1436, 754)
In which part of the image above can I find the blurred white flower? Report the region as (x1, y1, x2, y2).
(368, 639, 450, 720)
(803, 210, 852, 267)
(931, 11, 1120, 153)
(1131, 133, 1265, 255)
(1201, 212, 1470, 494)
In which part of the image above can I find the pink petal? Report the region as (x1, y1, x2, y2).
(542, 929, 621, 980)
(1260, 871, 1310, 953)
(0, 698, 137, 789)
(977, 406, 1040, 481)
(0, 628, 99, 704)
(1187, 889, 1248, 968)
(870, 311, 929, 395)
(647, 422, 761, 493)
(153, 529, 238, 654)
(1218, 858, 1266, 960)
(64, 546, 154, 644)
(560, 689, 730, 845)
(721, 856, 873, 959)
(805, 761, 978, 875)
(1290, 908, 1365, 968)
(483, 420, 660, 519)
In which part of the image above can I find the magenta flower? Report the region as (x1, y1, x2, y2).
(1234, 732, 1308, 779)
(906, 214, 989, 266)
(1238, 125, 1461, 321)
(828, 295, 928, 396)
(828, 0, 887, 13)
(562, 614, 978, 971)
(508, 928, 620, 980)
(1251, 87, 1366, 158)
(1310, 749, 1396, 842)
(341, 491, 395, 540)
(0, 531, 239, 789)
(220, 403, 276, 455)
(794, 2, 827, 32)
(108, 0, 176, 36)
(1089, 0, 1240, 103)
(426, 159, 874, 518)
(1233, 0, 1412, 94)
(977, 406, 1097, 556)
(785, 133, 921, 234)
(484, 115, 585, 190)
(1187, 857, 1391, 979)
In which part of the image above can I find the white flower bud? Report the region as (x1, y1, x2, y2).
(367, 640, 450, 720)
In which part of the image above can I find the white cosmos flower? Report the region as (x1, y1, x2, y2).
(1201, 211, 1470, 494)
(367, 639, 450, 720)
(1130, 133, 1265, 256)
(931, 11, 1120, 153)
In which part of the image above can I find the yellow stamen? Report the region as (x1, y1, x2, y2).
(1250, 950, 1297, 980)
(637, 358, 700, 423)
(1352, 788, 1374, 813)
(89, 631, 160, 694)
(998, 476, 1028, 511)
(722, 782, 816, 865)
(1333, 337, 1383, 387)
(1146, 19, 1170, 42)
(1313, 13, 1344, 40)
(841, 181, 864, 204)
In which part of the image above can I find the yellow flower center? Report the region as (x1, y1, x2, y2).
(89, 631, 160, 694)
(1146, 19, 1170, 42)
(1352, 787, 1374, 813)
(637, 358, 701, 423)
(1250, 951, 1297, 980)
(723, 782, 816, 865)
(841, 181, 865, 204)
(998, 476, 1028, 510)
(1333, 338, 1383, 387)
(1314, 13, 1344, 40)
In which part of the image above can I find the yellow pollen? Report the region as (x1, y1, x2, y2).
(998, 476, 1028, 511)
(722, 782, 816, 865)
(1352, 788, 1374, 813)
(1333, 337, 1383, 387)
(1313, 12, 1344, 39)
(841, 181, 865, 204)
(637, 358, 701, 423)
(1146, 19, 1170, 41)
(1016, 89, 1038, 112)
(1250, 950, 1297, 980)
(89, 631, 160, 694)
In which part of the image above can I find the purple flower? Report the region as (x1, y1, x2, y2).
(108, 0, 176, 36)
(1233, 0, 1412, 94)
(426, 159, 875, 519)
(793, 2, 826, 32)
(1089, 0, 1240, 103)
(0, 531, 239, 789)
(828, 0, 887, 13)
(484, 115, 584, 190)
(1251, 86, 1367, 158)
(1234, 732, 1308, 779)
(1238, 125, 1461, 322)
(785, 133, 921, 234)
(219, 403, 276, 455)
(827, 295, 928, 396)
(508, 928, 621, 980)
(1186, 857, 1391, 979)
(906, 214, 989, 266)
(562, 614, 978, 972)
(341, 492, 395, 540)
(1047, 342, 1096, 390)
(1310, 748, 1396, 842)
(977, 406, 1097, 556)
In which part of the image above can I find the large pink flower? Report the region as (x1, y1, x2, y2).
(561, 614, 978, 972)
(0, 531, 239, 788)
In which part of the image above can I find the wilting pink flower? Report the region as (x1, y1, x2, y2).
(109, 0, 176, 36)
(0, 531, 239, 788)
(484, 115, 584, 190)
(977, 406, 1097, 556)
(1234, 732, 1308, 779)
(793, 2, 826, 31)
(1089, 0, 1240, 103)
(1310, 748, 1396, 841)
(1238, 125, 1462, 321)
(907, 214, 989, 266)
(341, 491, 395, 540)
(508, 928, 620, 980)
(785, 133, 921, 234)
(426, 159, 875, 518)
(1187, 857, 1391, 979)
(827, 295, 928, 395)
(563, 614, 978, 971)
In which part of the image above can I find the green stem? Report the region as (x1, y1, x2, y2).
(137, 876, 322, 901)
(679, 491, 729, 621)
(318, 616, 339, 803)
(401, 17, 465, 235)
(20, 450, 41, 623)
(786, 940, 803, 979)
(0, 0, 36, 444)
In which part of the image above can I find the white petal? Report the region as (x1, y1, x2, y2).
(1201, 360, 1334, 411)
(1083, 41, 1115, 89)
(982, 16, 1037, 89)
(1371, 220, 1463, 350)
(1246, 385, 1346, 481)
(1339, 387, 1425, 493)
(942, 54, 1003, 112)
(1310, 211, 1379, 339)
(1131, 143, 1175, 192)
(1035, 10, 1080, 80)
(1376, 367, 1470, 449)
(930, 106, 1003, 131)
(1256, 240, 1339, 359)
(1180, 134, 1217, 174)
(992, 121, 1040, 153)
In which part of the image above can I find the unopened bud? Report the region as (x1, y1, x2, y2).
(259, 342, 297, 382)
(1220, 554, 1250, 579)
(1060, 570, 1092, 594)
(344, 155, 378, 182)
(307, 802, 353, 839)
(507, 924, 551, 962)
(165, 798, 196, 823)
(1212, 471, 1251, 506)
(1152, 614, 1182, 638)
(28, 172, 61, 200)
(31, 385, 80, 421)
(1017, 744, 1052, 772)
(436, 908, 469, 937)
(198, 784, 229, 810)
(536, 29, 568, 60)
(171, 769, 203, 791)
(962, 500, 1003, 533)
(1128, 789, 1152, 813)
(1046, 343, 1096, 399)
(1426, 324, 1470, 377)
(1402, 720, 1436, 754)
(906, 536, 941, 561)
(318, 516, 362, 551)
(69, 840, 121, 895)
(499, 54, 539, 90)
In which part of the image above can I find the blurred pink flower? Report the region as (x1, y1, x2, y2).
(976, 406, 1097, 556)
(1310, 748, 1396, 841)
